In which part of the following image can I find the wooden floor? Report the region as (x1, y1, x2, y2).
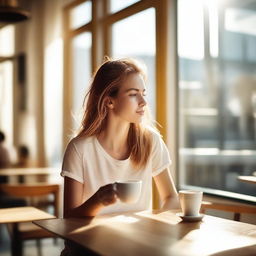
(0, 224, 64, 256)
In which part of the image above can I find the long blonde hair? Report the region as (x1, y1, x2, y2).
(77, 57, 156, 169)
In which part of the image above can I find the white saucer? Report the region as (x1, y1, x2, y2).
(176, 213, 204, 222)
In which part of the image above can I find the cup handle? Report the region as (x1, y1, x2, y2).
(113, 182, 117, 193)
(113, 182, 120, 200)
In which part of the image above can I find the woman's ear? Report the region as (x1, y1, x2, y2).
(106, 97, 114, 109)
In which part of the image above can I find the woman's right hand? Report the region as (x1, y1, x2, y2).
(96, 183, 118, 206)
(64, 178, 118, 217)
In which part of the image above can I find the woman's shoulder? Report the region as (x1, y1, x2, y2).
(144, 125, 162, 141)
(144, 126, 167, 153)
(67, 135, 94, 151)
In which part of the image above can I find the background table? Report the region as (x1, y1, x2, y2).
(0, 167, 59, 184)
(0, 206, 55, 255)
(0, 206, 54, 224)
(0, 206, 55, 256)
(237, 175, 256, 184)
(34, 210, 256, 256)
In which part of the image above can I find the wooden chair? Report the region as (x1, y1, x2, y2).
(0, 183, 60, 256)
(201, 196, 256, 221)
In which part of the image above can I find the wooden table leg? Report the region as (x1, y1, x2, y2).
(11, 223, 22, 256)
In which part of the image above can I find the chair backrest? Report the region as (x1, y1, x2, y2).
(201, 199, 256, 221)
(0, 183, 60, 217)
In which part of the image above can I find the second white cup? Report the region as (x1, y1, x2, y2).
(179, 190, 203, 216)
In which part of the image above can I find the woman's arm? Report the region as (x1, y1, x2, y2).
(63, 177, 117, 218)
(153, 168, 180, 210)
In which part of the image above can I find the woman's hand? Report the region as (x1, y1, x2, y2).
(96, 183, 118, 206)
(64, 178, 118, 217)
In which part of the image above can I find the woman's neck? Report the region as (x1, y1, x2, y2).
(97, 118, 130, 159)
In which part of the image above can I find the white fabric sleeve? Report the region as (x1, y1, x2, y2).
(151, 132, 172, 177)
(61, 141, 84, 183)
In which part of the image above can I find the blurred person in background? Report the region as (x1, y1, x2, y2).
(0, 131, 12, 184)
(0, 131, 11, 169)
(16, 145, 30, 167)
(0, 132, 26, 208)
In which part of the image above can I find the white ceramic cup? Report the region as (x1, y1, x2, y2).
(179, 190, 203, 216)
(114, 180, 142, 203)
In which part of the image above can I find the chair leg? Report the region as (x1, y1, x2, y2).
(36, 239, 43, 256)
(234, 213, 241, 221)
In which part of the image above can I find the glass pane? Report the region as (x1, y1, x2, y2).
(71, 32, 92, 130)
(110, 0, 140, 13)
(112, 8, 156, 116)
(178, 0, 256, 201)
(0, 25, 15, 56)
(44, 39, 63, 166)
(0, 61, 13, 145)
(178, 0, 204, 60)
(70, 1, 92, 30)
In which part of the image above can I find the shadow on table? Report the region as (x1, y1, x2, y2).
(67, 212, 201, 256)
(54, 218, 99, 256)
(61, 240, 101, 256)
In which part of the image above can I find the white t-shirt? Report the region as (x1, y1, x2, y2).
(61, 130, 171, 215)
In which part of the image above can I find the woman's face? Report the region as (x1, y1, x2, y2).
(110, 73, 147, 124)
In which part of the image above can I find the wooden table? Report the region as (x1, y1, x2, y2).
(0, 206, 55, 224)
(0, 167, 59, 183)
(0, 206, 55, 256)
(34, 210, 256, 256)
(237, 176, 256, 184)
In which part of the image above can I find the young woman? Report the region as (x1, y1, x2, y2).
(61, 57, 179, 218)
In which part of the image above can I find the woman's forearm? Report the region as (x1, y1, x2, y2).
(64, 193, 104, 218)
(161, 195, 180, 211)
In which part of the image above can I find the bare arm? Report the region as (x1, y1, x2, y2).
(153, 168, 180, 210)
(63, 177, 117, 218)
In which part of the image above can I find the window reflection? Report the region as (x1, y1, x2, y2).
(112, 8, 156, 116)
(178, 0, 256, 200)
(178, 0, 204, 60)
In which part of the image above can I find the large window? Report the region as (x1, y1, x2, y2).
(62, 0, 256, 205)
(178, 0, 256, 202)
